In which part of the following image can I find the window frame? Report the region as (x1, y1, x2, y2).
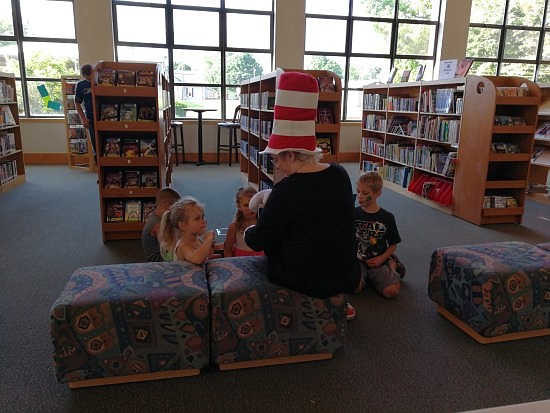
(112, 0, 274, 120)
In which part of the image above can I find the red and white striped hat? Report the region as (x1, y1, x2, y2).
(260, 70, 321, 155)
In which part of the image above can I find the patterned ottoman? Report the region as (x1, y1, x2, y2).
(50, 261, 210, 387)
(207, 256, 347, 370)
(428, 241, 550, 343)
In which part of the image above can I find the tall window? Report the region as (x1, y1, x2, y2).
(113, 0, 274, 120)
(305, 0, 441, 120)
(0, 0, 79, 117)
(467, 0, 550, 82)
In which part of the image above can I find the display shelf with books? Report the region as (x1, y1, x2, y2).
(362, 76, 539, 223)
(361, 79, 464, 208)
(0, 72, 25, 193)
(62, 76, 95, 171)
(528, 84, 550, 201)
(239, 69, 342, 189)
(91, 61, 171, 241)
(453, 76, 540, 224)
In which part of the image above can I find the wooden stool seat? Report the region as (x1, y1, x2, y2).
(171, 120, 185, 165)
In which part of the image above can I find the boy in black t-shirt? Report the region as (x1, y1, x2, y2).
(355, 171, 406, 299)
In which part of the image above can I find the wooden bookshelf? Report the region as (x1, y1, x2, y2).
(362, 76, 540, 225)
(528, 84, 550, 201)
(62, 76, 95, 171)
(91, 61, 172, 241)
(239, 69, 342, 190)
(361, 78, 463, 210)
(0, 72, 26, 193)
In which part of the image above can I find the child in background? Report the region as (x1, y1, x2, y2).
(354, 171, 406, 299)
(160, 196, 219, 265)
(141, 187, 181, 262)
(224, 186, 265, 257)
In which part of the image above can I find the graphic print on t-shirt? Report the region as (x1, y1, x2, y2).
(355, 220, 387, 260)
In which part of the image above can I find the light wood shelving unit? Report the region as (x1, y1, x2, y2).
(62, 76, 95, 171)
(0, 72, 25, 193)
(528, 84, 550, 202)
(92, 61, 172, 241)
(362, 75, 540, 225)
(361, 78, 464, 212)
(239, 69, 342, 189)
(454, 76, 540, 225)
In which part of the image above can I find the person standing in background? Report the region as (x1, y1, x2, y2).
(74, 64, 96, 162)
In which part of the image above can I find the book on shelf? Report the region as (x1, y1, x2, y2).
(140, 137, 157, 157)
(140, 171, 158, 188)
(116, 70, 136, 86)
(0, 131, 16, 156)
(415, 65, 426, 81)
(124, 200, 142, 222)
(494, 115, 526, 126)
(63, 82, 77, 95)
(441, 152, 457, 177)
(0, 80, 15, 102)
(136, 70, 155, 87)
(100, 103, 119, 121)
(316, 137, 332, 155)
(400, 69, 411, 82)
(495, 86, 529, 97)
(69, 138, 87, 154)
(65, 95, 75, 110)
(317, 106, 334, 124)
(0, 159, 18, 183)
(97, 68, 116, 86)
(137, 105, 156, 122)
(119, 103, 137, 122)
(532, 146, 545, 161)
(535, 121, 550, 140)
(104, 136, 121, 157)
(105, 200, 124, 222)
(454, 58, 473, 77)
(67, 110, 82, 125)
(0, 106, 16, 127)
(142, 201, 156, 222)
(317, 77, 336, 92)
(104, 170, 123, 188)
(386, 68, 397, 84)
(121, 138, 140, 157)
(123, 170, 140, 188)
(491, 142, 521, 154)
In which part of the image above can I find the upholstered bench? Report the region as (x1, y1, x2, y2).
(428, 241, 550, 343)
(50, 261, 210, 388)
(207, 256, 347, 370)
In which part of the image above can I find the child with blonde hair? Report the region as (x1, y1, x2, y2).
(159, 196, 219, 265)
(224, 186, 264, 257)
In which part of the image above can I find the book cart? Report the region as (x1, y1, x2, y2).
(361, 75, 540, 225)
(0, 72, 26, 193)
(62, 76, 95, 171)
(528, 84, 550, 201)
(239, 69, 342, 190)
(91, 61, 172, 241)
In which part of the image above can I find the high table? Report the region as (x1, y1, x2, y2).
(186, 108, 216, 165)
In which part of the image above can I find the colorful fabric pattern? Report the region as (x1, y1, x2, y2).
(428, 241, 550, 338)
(207, 256, 347, 365)
(50, 261, 210, 383)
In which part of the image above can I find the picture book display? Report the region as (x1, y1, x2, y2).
(316, 137, 332, 155)
(386, 68, 397, 84)
(140, 138, 157, 157)
(124, 200, 142, 222)
(119, 103, 137, 122)
(438, 59, 458, 80)
(105, 200, 124, 222)
(415, 65, 426, 81)
(104, 136, 121, 157)
(140, 171, 158, 188)
(104, 171, 123, 188)
(123, 170, 140, 188)
(400, 69, 411, 82)
(122, 138, 140, 157)
(97, 68, 116, 86)
(455, 59, 473, 77)
(317, 106, 334, 124)
(142, 201, 156, 222)
(317, 77, 336, 92)
(138, 105, 156, 122)
(117, 70, 136, 86)
(136, 70, 155, 87)
(100, 103, 119, 121)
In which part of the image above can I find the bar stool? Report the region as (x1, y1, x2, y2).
(171, 120, 185, 165)
(216, 105, 241, 166)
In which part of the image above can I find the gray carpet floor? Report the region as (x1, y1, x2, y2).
(0, 163, 549, 413)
